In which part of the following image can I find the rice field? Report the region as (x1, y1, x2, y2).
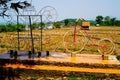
(0, 26, 120, 55)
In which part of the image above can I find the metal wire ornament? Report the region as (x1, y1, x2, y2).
(38, 6, 58, 22)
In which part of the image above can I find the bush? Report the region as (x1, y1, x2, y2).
(53, 22, 61, 28)
(0, 24, 25, 32)
(0, 44, 6, 48)
(116, 55, 120, 60)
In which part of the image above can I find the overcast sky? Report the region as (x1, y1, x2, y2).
(32, 0, 120, 21)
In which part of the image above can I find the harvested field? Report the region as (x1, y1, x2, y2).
(0, 26, 120, 79)
(0, 26, 120, 55)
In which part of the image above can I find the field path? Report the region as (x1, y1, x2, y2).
(3, 64, 120, 75)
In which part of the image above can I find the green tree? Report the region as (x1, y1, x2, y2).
(68, 22, 75, 26)
(110, 18, 116, 26)
(95, 15, 103, 25)
(104, 16, 111, 26)
(39, 22, 45, 29)
(115, 20, 120, 26)
(53, 21, 61, 28)
(64, 19, 69, 26)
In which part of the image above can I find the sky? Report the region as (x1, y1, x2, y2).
(0, 0, 120, 23)
(31, 0, 120, 21)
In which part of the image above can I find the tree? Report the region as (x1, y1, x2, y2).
(104, 16, 111, 26)
(110, 18, 116, 26)
(69, 22, 75, 26)
(115, 20, 120, 26)
(64, 19, 69, 26)
(53, 21, 61, 28)
(104, 16, 110, 21)
(0, 0, 31, 17)
(95, 15, 103, 25)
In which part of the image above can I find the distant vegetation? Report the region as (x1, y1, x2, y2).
(0, 23, 25, 32)
(95, 15, 120, 26)
(54, 15, 120, 28)
(0, 15, 120, 32)
(0, 22, 45, 32)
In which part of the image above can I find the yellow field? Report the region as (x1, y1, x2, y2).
(0, 26, 120, 55)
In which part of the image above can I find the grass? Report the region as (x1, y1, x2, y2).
(0, 26, 120, 55)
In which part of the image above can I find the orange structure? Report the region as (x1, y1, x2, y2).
(81, 21, 90, 30)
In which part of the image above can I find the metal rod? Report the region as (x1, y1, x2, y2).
(17, 15, 42, 56)
(74, 22, 77, 42)
(17, 15, 20, 50)
(29, 16, 35, 58)
(40, 15, 42, 51)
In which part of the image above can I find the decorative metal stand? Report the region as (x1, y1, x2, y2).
(0, 0, 58, 58)
(17, 15, 43, 58)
